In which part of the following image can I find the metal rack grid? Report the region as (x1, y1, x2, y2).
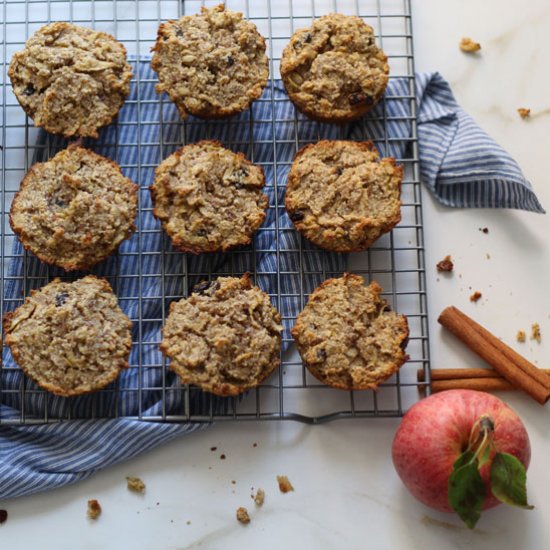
(0, 0, 430, 425)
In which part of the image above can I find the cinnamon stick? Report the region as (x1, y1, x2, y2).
(427, 378, 515, 393)
(438, 306, 550, 404)
(417, 367, 550, 382)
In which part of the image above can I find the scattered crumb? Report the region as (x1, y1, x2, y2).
(186, 520, 191, 525)
(436, 255, 454, 273)
(87, 499, 102, 520)
(126, 476, 146, 494)
(156, 502, 160, 506)
(531, 323, 541, 343)
(254, 488, 265, 507)
(516, 330, 526, 343)
(470, 291, 482, 303)
(459, 37, 481, 53)
(252, 443, 257, 448)
(210, 446, 217, 451)
(220, 454, 226, 460)
(486, 253, 491, 260)
(231, 480, 236, 485)
(479, 227, 489, 234)
(0, 510, 7, 525)
(277, 475, 294, 494)
(236, 507, 251, 524)
(517, 108, 531, 119)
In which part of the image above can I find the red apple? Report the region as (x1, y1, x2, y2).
(392, 389, 530, 512)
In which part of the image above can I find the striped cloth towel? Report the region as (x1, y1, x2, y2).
(0, 65, 543, 500)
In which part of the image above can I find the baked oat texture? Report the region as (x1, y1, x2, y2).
(292, 274, 409, 390)
(151, 140, 268, 253)
(10, 145, 138, 271)
(3, 276, 132, 397)
(280, 13, 389, 123)
(236, 507, 251, 524)
(126, 476, 146, 493)
(151, 4, 269, 119)
(276, 475, 294, 493)
(8, 22, 132, 138)
(87, 499, 101, 520)
(253, 488, 265, 506)
(285, 140, 402, 252)
(160, 275, 282, 396)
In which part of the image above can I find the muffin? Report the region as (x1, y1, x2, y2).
(151, 140, 268, 253)
(280, 14, 389, 123)
(8, 22, 132, 138)
(3, 276, 133, 397)
(161, 275, 282, 396)
(151, 4, 269, 119)
(292, 274, 409, 390)
(10, 145, 138, 271)
(285, 140, 402, 252)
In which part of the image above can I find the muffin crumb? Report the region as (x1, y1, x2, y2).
(277, 475, 294, 493)
(516, 330, 526, 343)
(254, 488, 265, 506)
(236, 507, 251, 524)
(126, 476, 145, 493)
(459, 37, 481, 53)
(210, 446, 217, 452)
(87, 499, 102, 520)
(517, 108, 531, 119)
(436, 255, 454, 273)
(531, 323, 541, 343)
(469, 291, 482, 303)
(220, 454, 226, 460)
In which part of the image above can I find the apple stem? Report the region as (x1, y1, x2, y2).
(466, 415, 495, 465)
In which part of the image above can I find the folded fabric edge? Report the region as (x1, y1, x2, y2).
(429, 178, 545, 213)
(0, 420, 209, 500)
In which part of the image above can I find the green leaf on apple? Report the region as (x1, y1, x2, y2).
(449, 453, 486, 529)
(491, 452, 534, 510)
(453, 450, 475, 470)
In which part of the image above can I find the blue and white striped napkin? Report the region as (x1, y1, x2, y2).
(0, 65, 543, 500)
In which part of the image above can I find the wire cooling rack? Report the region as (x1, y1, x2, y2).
(0, 0, 430, 425)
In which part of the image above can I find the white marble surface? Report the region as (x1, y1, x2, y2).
(3, 0, 550, 548)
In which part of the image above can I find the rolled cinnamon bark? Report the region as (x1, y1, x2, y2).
(427, 378, 515, 393)
(418, 367, 550, 383)
(438, 306, 550, 404)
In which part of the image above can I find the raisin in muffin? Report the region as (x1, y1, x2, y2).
(161, 275, 282, 396)
(280, 14, 388, 123)
(292, 274, 409, 390)
(151, 4, 269, 119)
(151, 140, 268, 253)
(8, 22, 132, 138)
(285, 140, 402, 252)
(10, 145, 138, 271)
(3, 276, 133, 397)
